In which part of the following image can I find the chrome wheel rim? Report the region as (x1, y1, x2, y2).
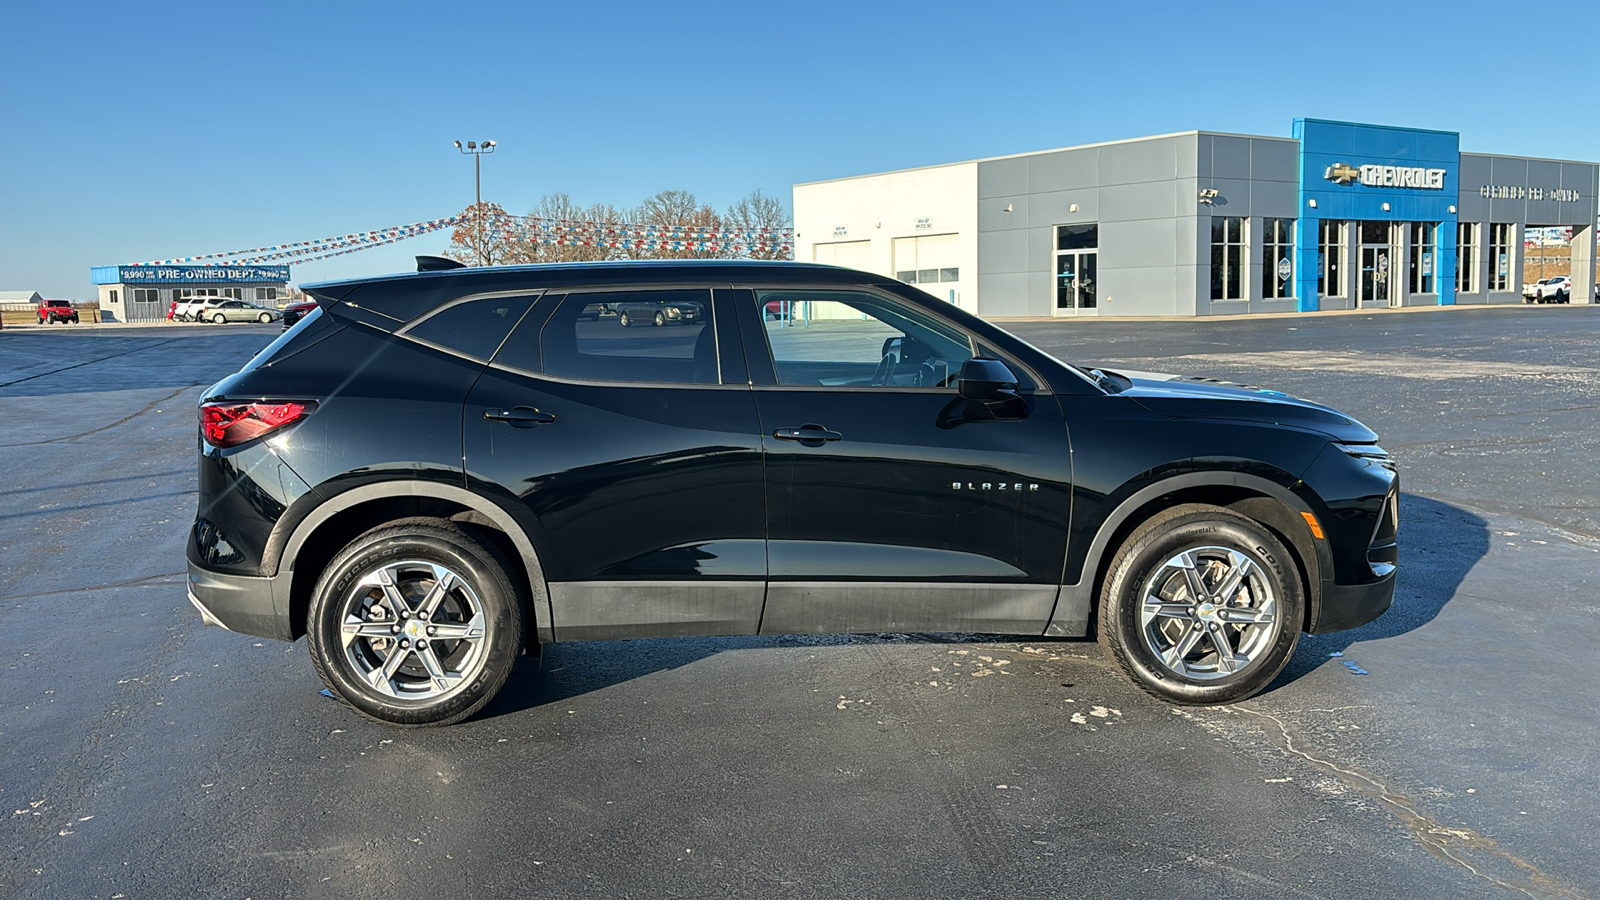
(1138, 545, 1280, 681)
(339, 560, 490, 701)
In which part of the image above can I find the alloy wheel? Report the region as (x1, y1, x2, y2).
(1138, 545, 1280, 680)
(338, 560, 491, 701)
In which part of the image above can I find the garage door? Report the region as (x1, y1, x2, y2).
(812, 240, 872, 271)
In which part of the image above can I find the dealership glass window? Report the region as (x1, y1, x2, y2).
(1407, 223, 1437, 294)
(221, 288, 243, 300)
(1318, 220, 1345, 297)
(1210, 216, 1245, 301)
(1261, 218, 1294, 300)
(256, 287, 278, 302)
(131, 288, 159, 303)
(1055, 225, 1099, 311)
(109, 290, 118, 303)
(1488, 223, 1513, 292)
(1456, 223, 1478, 294)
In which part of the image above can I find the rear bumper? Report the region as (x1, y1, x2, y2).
(187, 561, 293, 641)
(1308, 568, 1395, 634)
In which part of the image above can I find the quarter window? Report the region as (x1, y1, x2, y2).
(406, 295, 536, 361)
(1456, 222, 1478, 294)
(753, 290, 974, 389)
(1210, 216, 1245, 301)
(1261, 218, 1294, 300)
(524, 290, 716, 385)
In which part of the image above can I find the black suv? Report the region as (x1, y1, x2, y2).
(188, 260, 1397, 725)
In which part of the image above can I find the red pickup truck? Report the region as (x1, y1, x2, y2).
(37, 299, 80, 324)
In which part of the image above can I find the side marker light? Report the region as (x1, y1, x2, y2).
(1300, 511, 1325, 540)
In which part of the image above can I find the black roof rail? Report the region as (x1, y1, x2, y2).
(416, 255, 467, 272)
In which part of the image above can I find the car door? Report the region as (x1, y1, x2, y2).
(734, 286, 1073, 635)
(465, 286, 766, 641)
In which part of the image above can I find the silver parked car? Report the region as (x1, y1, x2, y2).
(203, 300, 281, 324)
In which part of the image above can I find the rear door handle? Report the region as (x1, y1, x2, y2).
(773, 424, 842, 443)
(484, 407, 555, 427)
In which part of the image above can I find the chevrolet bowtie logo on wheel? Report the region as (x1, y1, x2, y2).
(1325, 163, 1361, 185)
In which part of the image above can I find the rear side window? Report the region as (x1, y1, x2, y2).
(404, 295, 536, 361)
(497, 290, 717, 385)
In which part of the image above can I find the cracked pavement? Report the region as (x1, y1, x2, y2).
(2, 308, 1597, 898)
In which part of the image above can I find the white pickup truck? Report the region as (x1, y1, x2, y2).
(1523, 276, 1571, 303)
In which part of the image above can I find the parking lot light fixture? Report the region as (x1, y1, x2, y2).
(453, 138, 497, 265)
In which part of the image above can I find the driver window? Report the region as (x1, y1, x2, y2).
(754, 290, 975, 388)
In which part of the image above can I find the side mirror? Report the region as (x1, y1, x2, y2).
(958, 358, 1020, 402)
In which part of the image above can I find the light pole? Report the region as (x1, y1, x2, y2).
(453, 139, 496, 265)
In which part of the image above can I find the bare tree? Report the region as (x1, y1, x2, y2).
(724, 189, 792, 260)
(443, 202, 514, 266)
(635, 190, 725, 259)
(506, 194, 622, 264)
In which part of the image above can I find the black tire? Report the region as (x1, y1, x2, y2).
(654, 311, 666, 326)
(259, 312, 272, 323)
(37, 315, 46, 325)
(212, 312, 226, 324)
(306, 519, 524, 726)
(1098, 503, 1303, 705)
(618, 311, 631, 327)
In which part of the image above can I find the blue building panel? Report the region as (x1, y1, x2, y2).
(1293, 119, 1460, 311)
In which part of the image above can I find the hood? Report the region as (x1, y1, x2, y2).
(1108, 369, 1379, 443)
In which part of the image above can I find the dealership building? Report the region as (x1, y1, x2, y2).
(91, 265, 291, 322)
(794, 119, 1599, 317)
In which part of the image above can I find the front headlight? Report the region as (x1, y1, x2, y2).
(666, 307, 681, 317)
(1334, 442, 1396, 471)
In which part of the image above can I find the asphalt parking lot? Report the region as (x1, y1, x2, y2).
(3, 307, 1597, 899)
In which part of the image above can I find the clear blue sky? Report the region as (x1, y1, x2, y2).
(3, 0, 1594, 299)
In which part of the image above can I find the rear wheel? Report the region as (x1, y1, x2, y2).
(212, 312, 226, 324)
(1098, 503, 1303, 705)
(307, 520, 523, 726)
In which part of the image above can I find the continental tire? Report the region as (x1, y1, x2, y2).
(1098, 503, 1303, 705)
(307, 520, 523, 727)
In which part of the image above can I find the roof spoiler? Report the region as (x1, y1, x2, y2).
(416, 255, 467, 272)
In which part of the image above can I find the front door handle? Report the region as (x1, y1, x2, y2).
(484, 407, 555, 427)
(773, 424, 842, 444)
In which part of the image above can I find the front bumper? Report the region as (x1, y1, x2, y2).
(187, 561, 293, 641)
(1308, 569, 1395, 633)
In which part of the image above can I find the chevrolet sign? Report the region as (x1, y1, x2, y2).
(1325, 162, 1446, 190)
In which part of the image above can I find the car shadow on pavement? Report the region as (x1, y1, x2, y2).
(1271, 491, 1489, 687)
(476, 491, 1486, 719)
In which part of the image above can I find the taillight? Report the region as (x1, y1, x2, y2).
(200, 401, 314, 448)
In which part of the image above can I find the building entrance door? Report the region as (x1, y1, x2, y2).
(1358, 221, 1394, 308)
(1054, 250, 1098, 315)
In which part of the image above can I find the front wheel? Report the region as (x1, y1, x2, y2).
(618, 311, 631, 327)
(1098, 503, 1303, 705)
(307, 520, 523, 726)
(258, 312, 272, 323)
(654, 311, 667, 326)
